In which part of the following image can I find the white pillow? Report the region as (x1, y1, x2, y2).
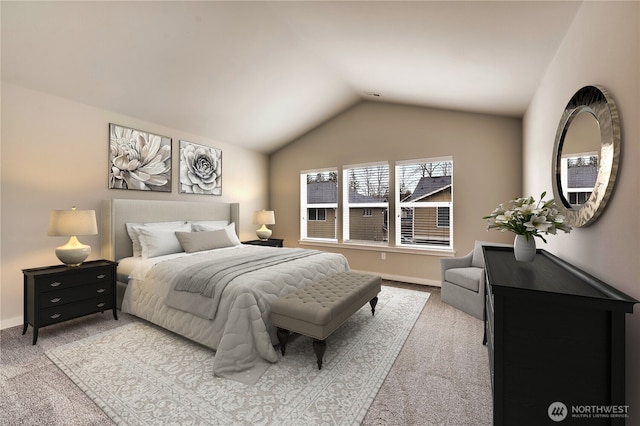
(139, 224, 191, 258)
(189, 220, 228, 232)
(126, 221, 185, 257)
(223, 223, 241, 246)
(176, 226, 240, 253)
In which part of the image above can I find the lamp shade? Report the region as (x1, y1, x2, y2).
(48, 208, 98, 236)
(48, 207, 97, 266)
(253, 210, 275, 225)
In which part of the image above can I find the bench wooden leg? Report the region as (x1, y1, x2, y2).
(277, 328, 290, 356)
(370, 296, 379, 316)
(313, 339, 326, 370)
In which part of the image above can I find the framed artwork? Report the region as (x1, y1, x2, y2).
(109, 123, 172, 192)
(179, 140, 222, 195)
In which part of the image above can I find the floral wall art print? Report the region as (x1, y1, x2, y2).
(179, 140, 222, 195)
(109, 123, 172, 192)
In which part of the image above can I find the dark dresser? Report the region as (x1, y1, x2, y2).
(23, 259, 118, 344)
(483, 246, 637, 426)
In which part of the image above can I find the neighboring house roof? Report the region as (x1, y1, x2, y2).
(348, 190, 383, 203)
(307, 181, 338, 203)
(567, 164, 597, 188)
(306, 181, 385, 204)
(402, 176, 452, 202)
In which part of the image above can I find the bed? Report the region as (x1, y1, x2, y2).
(100, 199, 349, 381)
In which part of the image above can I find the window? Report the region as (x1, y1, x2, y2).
(308, 208, 326, 221)
(560, 152, 597, 207)
(395, 158, 453, 248)
(343, 162, 389, 244)
(437, 206, 450, 228)
(300, 169, 338, 241)
(300, 157, 454, 251)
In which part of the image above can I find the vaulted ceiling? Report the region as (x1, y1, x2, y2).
(2, 1, 580, 153)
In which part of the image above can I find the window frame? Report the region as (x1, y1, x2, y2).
(342, 161, 389, 246)
(395, 157, 453, 250)
(300, 168, 338, 242)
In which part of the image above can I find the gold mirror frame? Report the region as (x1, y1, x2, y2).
(551, 85, 620, 227)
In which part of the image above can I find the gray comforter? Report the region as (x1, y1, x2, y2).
(165, 248, 321, 320)
(121, 245, 350, 382)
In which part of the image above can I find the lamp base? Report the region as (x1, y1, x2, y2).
(256, 225, 272, 241)
(55, 236, 91, 266)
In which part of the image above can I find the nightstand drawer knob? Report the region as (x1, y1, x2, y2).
(97, 302, 106, 308)
(50, 313, 61, 319)
(96, 288, 106, 294)
(50, 297, 62, 303)
(96, 274, 106, 279)
(50, 282, 62, 287)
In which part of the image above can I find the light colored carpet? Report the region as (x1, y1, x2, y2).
(1, 283, 492, 425)
(362, 284, 492, 425)
(44, 286, 428, 425)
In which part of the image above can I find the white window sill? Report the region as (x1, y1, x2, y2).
(299, 239, 457, 257)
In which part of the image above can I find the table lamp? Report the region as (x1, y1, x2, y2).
(253, 210, 275, 241)
(48, 206, 98, 266)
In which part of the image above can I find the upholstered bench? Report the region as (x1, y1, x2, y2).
(271, 271, 381, 369)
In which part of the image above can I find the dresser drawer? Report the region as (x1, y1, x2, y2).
(485, 297, 494, 347)
(36, 267, 114, 293)
(40, 295, 113, 327)
(40, 281, 113, 308)
(487, 330, 495, 391)
(486, 296, 494, 337)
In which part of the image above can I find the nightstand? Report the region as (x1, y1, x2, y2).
(22, 259, 118, 344)
(242, 238, 284, 247)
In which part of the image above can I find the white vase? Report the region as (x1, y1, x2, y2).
(514, 235, 536, 262)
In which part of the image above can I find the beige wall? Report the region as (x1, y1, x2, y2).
(269, 101, 522, 284)
(0, 82, 269, 328)
(523, 1, 640, 414)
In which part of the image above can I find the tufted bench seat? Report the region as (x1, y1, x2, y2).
(271, 271, 381, 369)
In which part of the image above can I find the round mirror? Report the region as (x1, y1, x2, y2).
(551, 86, 620, 227)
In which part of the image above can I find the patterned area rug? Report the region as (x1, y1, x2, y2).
(46, 286, 429, 425)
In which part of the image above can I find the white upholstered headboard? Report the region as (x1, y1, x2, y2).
(101, 199, 240, 261)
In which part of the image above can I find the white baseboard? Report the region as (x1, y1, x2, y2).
(349, 269, 441, 288)
(1, 316, 23, 331)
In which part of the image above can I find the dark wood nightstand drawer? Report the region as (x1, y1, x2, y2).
(40, 281, 113, 308)
(40, 295, 113, 327)
(36, 266, 114, 293)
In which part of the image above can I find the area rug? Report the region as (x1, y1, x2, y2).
(46, 286, 429, 425)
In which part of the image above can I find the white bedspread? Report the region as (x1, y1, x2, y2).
(121, 245, 349, 381)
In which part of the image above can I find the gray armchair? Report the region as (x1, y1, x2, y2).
(440, 240, 511, 319)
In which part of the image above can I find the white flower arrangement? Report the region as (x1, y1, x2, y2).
(483, 192, 572, 243)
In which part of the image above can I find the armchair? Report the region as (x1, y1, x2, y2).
(440, 240, 511, 319)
